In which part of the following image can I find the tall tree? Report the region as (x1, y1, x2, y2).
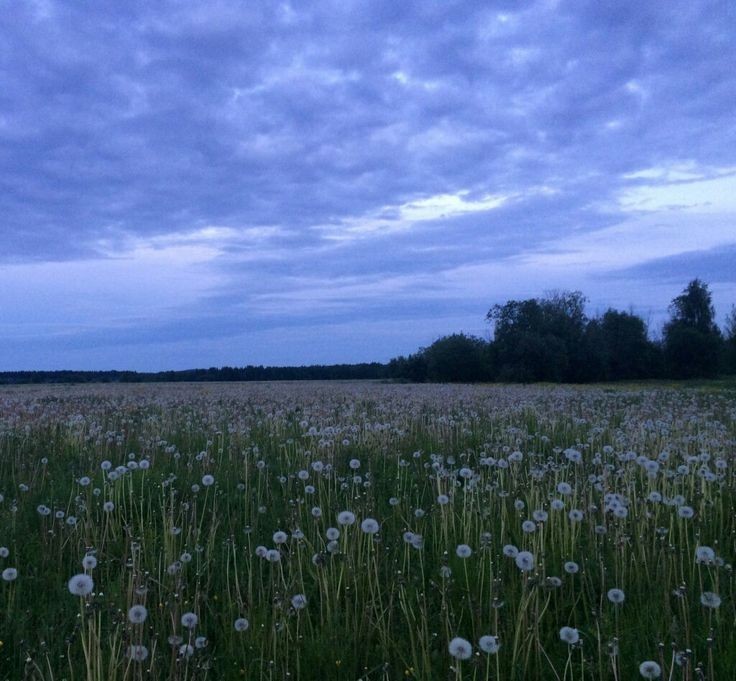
(663, 279, 722, 378)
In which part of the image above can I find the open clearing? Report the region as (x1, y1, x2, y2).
(0, 381, 734, 680)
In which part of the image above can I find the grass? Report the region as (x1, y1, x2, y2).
(0, 381, 733, 680)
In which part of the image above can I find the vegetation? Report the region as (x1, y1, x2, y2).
(0, 381, 734, 679)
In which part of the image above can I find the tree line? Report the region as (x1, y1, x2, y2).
(388, 279, 736, 383)
(2, 279, 734, 386)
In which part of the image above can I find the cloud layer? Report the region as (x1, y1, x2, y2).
(1, 0, 735, 369)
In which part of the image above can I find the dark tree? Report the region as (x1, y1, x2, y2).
(724, 305, 736, 374)
(663, 279, 723, 378)
(423, 334, 492, 383)
(487, 291, 587, 382)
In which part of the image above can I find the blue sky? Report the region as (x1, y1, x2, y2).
(1, 0, 735, 370)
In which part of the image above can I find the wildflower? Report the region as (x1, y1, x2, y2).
(448, 637, 473, 660)
(266, 549, 281, 562)
(103, 501, 115, 512)
(127, 644, 149, 662)
(178, 643, 194, 657)
(82, 555, 97, 570)
(181, 612, 198, 629)
(291, 594, 307, 610)
(361, 518, 380, 534)
(437, 494, 450, 505)
(234, 617, 249, 631)
(522, 520, 536, 533)
(273, 531, 288, 544)
(349, 459, 361, 470)
(551, 499, 565, 511)
(68, 574, 94, 596)
(478, 635, 500, 654)
(568, 509, 584, 522)
(515, 551, 534, 572)
(195, 636, 207, 648)
(639, 660, 662, 679)
(564, 561, 579, 574)
(502, 544, 519, 557)
(559, 627, 580, 645)
(337, 511, 356, 526)
(607, 588, 625, 604)
(180, 552, 192, 563)
(695, 546, 715, 564)
(37, 505, 51, 516)
(414, 508, 426, 519)
(677, 506, 694, 519)
(557, 482, 572, 495)
(201, 474, 215, 487)
(532, 509, 548, 522)
(2, 568, 18, 582)
(455, 544, 472, 558)
(0, 547, 8, 558)
(128, 605, 148, 624)
(311, 506, 322, 518)
(700, 591, 721, 608)
(79, 476, 91, 487)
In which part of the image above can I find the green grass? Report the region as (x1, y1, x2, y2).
(0, 381, 734, 680)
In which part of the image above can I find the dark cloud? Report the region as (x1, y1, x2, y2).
(1, 0, 734, 367)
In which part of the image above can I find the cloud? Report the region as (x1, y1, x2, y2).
(1, 0, 735, 368)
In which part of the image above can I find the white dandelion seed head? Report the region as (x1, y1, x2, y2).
(126, 644, 149, 662)
(559, 627, 580, 645)
(291, 593, 307, 610)
(700, 591, 721, 608)
(564, 561, 579, 574)
(181, 612, 198, 629)
(128, 604, 148, 624)
(234, 617, 249, 632)
(178, 643, 194, 657)
(82, 555, 97, 570)
(273, 531, 288, 544)
(360, 518, 380, 534)
(478, 635, 500, 654)
(201, 474, 215, 487)
(455, 544, 472, 559)
(515, 551, 535, 572)
(0, 547, 8, 558)
(502, 544, 519, 558)
(2, 567, 18, 582)
(522, 520, 536, 533)
(695, 546, 716, 564)
(448, 637, 473, 660)
(348, 458, 361, 470)
(337, 511, 356, 526)
(639, 660, 662, 679)
(607, 588, 625, 604)
(195, 636, 207, 648)
(68, 573, 94, 596)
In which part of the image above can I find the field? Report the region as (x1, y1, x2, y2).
(0, 381, 734, 680)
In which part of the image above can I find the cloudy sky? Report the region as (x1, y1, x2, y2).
(1, 0, 735, 370)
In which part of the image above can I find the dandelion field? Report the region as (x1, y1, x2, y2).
(0, 381, 734, 680)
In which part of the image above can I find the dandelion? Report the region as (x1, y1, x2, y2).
(326, 527, 340, 541)
(195, 636, 207, 648)
(37, 504, 51, 516)
(128, 605, 148, 624)
(311, 506, 322, 518)
(337, 511, 356, 526)
(478, 635, 500, 654)
(273, 531, 288, 544)
(695, 546, 716, 564)
(532, 509, 548, 522)
(448, 637, 473, 660)
(266, 549, 281, 562)
(234, 617, 249, 632)
(291, 593, 307, 610)
(68, 574, 94, 596)
(181, 612, 198, 629)
(201, 474, 215, 487)
(559, 627, 580, 645)
(502, 544, 519, 558)
(639, 660, 662, 679)
(564, 561, 579, 574)
(179, 643, 194, 657)
(79, 476, 91, 486)
(677, 506, 694, 519)
(180, 552, 192, 563)
(2, 568, 18, 582)
(0, 547, 8, 558)
(515, 551, 535, 572)
(557, 482, 572, 495)
(349, 459, 361, 470)
(82, 555, 97, 570)
(126, 645, 149, 662)
(455, 544, 472, 558)
(103, 501, 115, 512)
(437, 494, 450, 505)
(700, 591, 721, 608)
(522, 520, 536, 533)
(361, 518, 380, 534)
(607, 588, 625, 604)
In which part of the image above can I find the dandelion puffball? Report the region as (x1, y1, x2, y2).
(639, 660, 662, 679)
(68, 573, 94, 596)
(448, 637, 473, 660)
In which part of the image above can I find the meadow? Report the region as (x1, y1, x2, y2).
(0, 381, 734, 680)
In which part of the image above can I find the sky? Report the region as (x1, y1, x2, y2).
(1, 0, 735, 371)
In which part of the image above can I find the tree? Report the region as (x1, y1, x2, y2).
(423, 334, 492, 383)
(724, 305, 736, 374)
(663, 279, 722, 378)
(487, 291, 588, 382)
